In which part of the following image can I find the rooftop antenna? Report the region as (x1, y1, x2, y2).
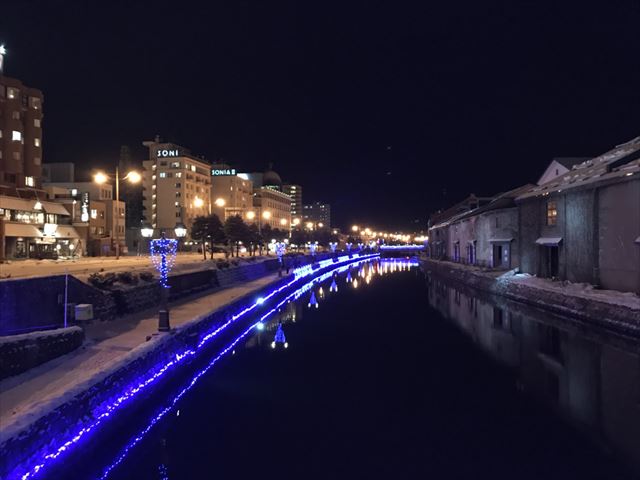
(0, 44, 6, 74)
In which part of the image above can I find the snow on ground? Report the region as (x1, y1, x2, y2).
(506, 273, 640, 310)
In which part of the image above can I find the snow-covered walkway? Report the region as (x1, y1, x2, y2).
(0, 273, 280, 438)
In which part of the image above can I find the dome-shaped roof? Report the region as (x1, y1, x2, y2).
(263, 168, 282, 187)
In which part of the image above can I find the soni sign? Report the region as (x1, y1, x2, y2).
(157, 149, 180, 158)
(211, 168, 237, 176)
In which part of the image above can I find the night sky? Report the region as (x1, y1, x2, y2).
(2, 1, 640, 229)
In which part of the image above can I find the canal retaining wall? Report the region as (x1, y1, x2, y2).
(0, 254, 327, 336)
(421, 258, 640, 339)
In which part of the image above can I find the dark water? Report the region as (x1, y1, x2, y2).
(67, 260, 639, 479)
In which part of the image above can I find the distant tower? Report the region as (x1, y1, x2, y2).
(0, 44, 6, 74)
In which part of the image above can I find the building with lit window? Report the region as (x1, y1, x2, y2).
(43, 181, 125, 256)
(302, 201, 331, 227)
(142, 138, 211, 237)
(210, 164, 253, 221)
(249, 186, 291, 231)
(282, 184, 302, 217)
(0, 74, 44, 196)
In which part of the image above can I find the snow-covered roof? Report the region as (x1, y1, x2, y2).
(518, 135, 640, 201)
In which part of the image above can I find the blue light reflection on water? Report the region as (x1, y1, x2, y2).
(13, 254, 380, 480)
(97, 258, 418, 479)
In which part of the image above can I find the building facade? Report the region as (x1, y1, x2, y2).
(210, 165, 253, 221)
(142, 139, 211, 237)
(251, 186, 291, 230)
(44, 182, 126, 256)
(282, 184, 302, 217)
(517, 136, 640, 293)
(0, 74, 44, 196)
(302, 201, 331, 227)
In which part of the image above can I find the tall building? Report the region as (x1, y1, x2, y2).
(282, 184, 302, 218)
(0, 73, 44, 196)
(210, 164, 253, 220)
(302, 201, 331, 227)
(142, 138, 211, 236)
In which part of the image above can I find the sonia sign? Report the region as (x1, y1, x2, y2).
(211, 168, 236, 176)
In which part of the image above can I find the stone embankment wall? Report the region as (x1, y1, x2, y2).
(421, 258, 639, 339)
(0, 254, 326, 336)
(0, 327, 84, 380)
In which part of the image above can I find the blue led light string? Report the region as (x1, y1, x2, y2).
(98, 258, 384, 479)
(15, 253, 380, 480)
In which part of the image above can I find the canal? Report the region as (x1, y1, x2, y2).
(60, 259, 638, 479)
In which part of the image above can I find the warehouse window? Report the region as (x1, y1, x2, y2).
(546, 201, 558, 226)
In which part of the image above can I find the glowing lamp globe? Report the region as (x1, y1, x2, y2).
(141, 225, 154, 238)
(174, 223, 188, 238)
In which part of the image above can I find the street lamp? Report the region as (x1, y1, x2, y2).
(262, 210, 272, 220)
(306, 221, 314, 230)
(94, 167, 141, 260)
(214, 198, 226, 207)
(174, 223, 188, 239)
(292, 218, 301, 226)
(193, 197, 204, 208)
(279, 218, 288, 227)
(246, 211, 256, 220)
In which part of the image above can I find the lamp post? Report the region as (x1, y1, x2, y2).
(149, 225, 187, 332)
(94, 168, 141, 260)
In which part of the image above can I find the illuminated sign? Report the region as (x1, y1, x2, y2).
(80, 192, 90, 222)
(211, 168, 236, 176)
(157, 149, 180, 158)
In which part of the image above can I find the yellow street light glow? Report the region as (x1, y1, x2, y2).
(306, 221, 314, 230)
(280, 218, 288, 226)
(215, 197, 226, 207)
(318, 222, 324, 228)
(246, 211, 256, 220)
(93, 172, 108, 184)
(352, 225, 359, 232)
(193, 197, 204, 208)
(262, 210, 272, 220)
(125, 171, 142, 183)
(292, 218, 301, 226)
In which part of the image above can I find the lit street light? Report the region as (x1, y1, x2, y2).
(215, 197, 226, 207)
(93, 167, 141, 259)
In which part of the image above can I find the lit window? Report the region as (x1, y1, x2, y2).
(25, 176, 35, 187)
(546, 201, 558, 226)
(91, 209, 98, 219)
(71, 189, 78, 196)
(34, 138, 41, 147)
(30, 97, 41, 109)
(175, 201, 180, 206)
(7, 87, 18, 99)
(175, 172, 182, 178)
(12, 130, 22, 141)
(159, 172, 167, 178)
(34, 118, 41, 128)
(170, 162, 180, 168)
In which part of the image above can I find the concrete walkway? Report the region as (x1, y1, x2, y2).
(0, 273, 280, 432)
